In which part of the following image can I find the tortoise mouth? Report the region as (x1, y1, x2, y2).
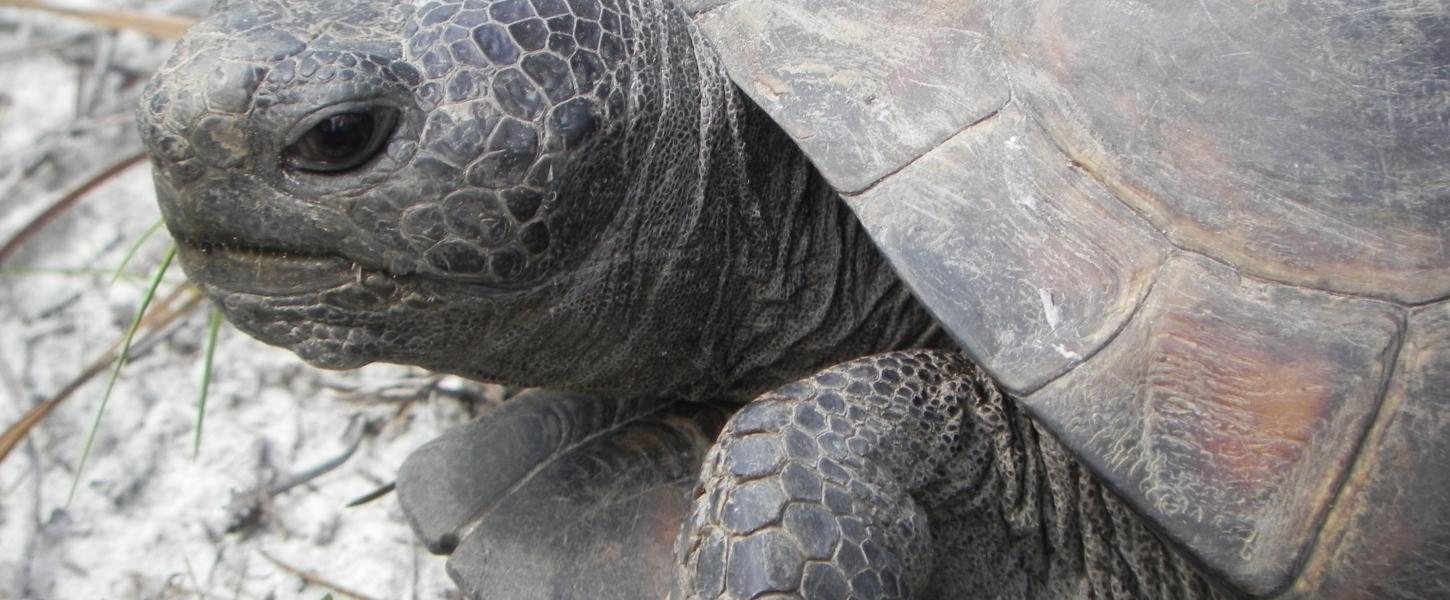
(176, 240, 354, 297)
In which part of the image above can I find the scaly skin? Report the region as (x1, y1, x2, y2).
(139, 0, 1222, 598)
(676, 352, 1224, 599)
(139, 0, 936, 400)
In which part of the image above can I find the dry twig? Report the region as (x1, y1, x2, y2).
(258, 550, 383, 600)
(0, 285, 203, 463)
(0, 151, 148, 265)
(0, 0, 196, 39)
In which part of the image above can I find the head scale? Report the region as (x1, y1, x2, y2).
(140, 0, 683, 391)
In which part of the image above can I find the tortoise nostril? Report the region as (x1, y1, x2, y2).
(191, 115, 250, 168)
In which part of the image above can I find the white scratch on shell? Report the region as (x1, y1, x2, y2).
(1053, 344, 1082, 360)
(1039, 288, 1062, 330)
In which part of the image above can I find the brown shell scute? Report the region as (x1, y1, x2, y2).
(848, 106, 1167, 394)
(1295, 301, 1450, 598)
(693, 0, 1009, 193)
(1021, 255, 1403, 596)
(696, 0, 1449, 596)
(1000, 1, 1450, 304)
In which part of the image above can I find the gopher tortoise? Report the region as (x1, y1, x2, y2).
(137, 0, 1449, 598)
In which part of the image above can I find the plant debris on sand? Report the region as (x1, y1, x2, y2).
(0, 3, 493, 597)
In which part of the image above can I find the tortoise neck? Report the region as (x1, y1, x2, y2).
(712, 141, 953, 398)
(598, 3, 947, 398)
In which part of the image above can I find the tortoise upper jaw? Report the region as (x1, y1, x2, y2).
(176, 240, 353, 298)
(152, 168, 370, 298)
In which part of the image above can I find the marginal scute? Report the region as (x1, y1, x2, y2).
(691, 0, 1010, 193)
(1021, 255, 1403, 597)
(847, 105, 1167, 394)
(1295, 301, 1450, 599)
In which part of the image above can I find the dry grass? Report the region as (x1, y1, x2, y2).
(0, 0, 195, 38)
(0, 4, 473, 598)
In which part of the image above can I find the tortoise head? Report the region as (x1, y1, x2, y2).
(137, 0, 678, 391)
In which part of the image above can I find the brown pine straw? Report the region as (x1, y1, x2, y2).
(258, 550, 384, 600)
(0, 286, 203, 464)
(0, 0, 198, 467)
(0, 0, 196, 39)
(0, 151, 148, 265)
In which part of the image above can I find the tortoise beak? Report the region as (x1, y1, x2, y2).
(174, 242, 353, 297)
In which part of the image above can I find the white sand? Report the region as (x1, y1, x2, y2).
(0, 4, 474, 598)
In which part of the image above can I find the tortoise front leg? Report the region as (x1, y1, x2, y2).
(674, 351, 1230, 600)
(398, 390, 732, 599)
(673, 351, 980, 599)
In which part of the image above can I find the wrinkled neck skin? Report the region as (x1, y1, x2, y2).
(544, 1, 943, 399)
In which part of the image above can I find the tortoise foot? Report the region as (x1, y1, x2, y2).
(398, 390, 731, 599)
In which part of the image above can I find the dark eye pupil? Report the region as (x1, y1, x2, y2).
(286, 107, 398, 174)
(306, 113, 375, 161)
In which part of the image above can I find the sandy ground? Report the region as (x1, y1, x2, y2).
(0, 3, 483, 598)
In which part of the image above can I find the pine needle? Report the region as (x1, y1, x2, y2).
(0, 152, 146, 266)
(0, 286, 199, 466)
(0, 0, 196, 39)
(0, 266, 143, 280)
(258, 551, 381, 600)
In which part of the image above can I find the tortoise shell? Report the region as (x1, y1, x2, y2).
(688, 1, 1450, 597)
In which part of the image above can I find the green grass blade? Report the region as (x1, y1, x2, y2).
(67, 245, 176, 506)
(110, 219, 165, 284)
(193, 307, 223, 458)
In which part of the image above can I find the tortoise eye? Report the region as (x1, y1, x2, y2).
(285, 109, 397, 173)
